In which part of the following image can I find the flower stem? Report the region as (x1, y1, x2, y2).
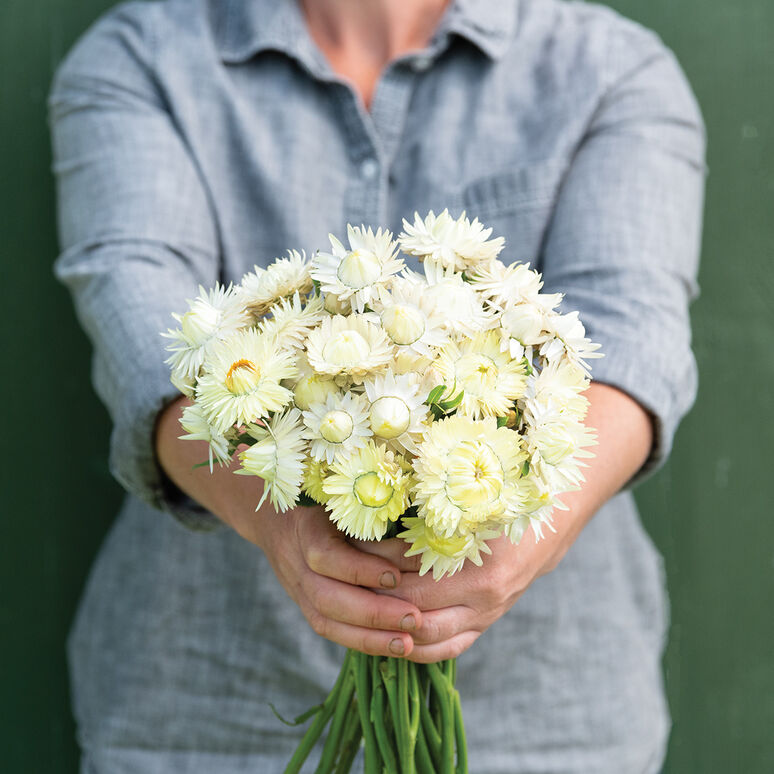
(332, 697, 363, 774)
(314, 667, 356, 773)
(453, 688, 468, 774)
(353, 651, 379, 774)
(371, 657, 399, 771)
(427, 662, 454, 774)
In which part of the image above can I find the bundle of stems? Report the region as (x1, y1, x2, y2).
(282, 649, 467, 773)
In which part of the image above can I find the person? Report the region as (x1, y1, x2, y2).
(50, 0, 705, 771)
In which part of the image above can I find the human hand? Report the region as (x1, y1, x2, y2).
(353, 530, 568, 663)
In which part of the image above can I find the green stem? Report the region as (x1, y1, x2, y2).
(427, 663, 454, 774)
(353, 652, 379, 774)
(315, 668, 356, 773)
(415, 722, 438, 774)
(333, 697, 363, 774)
(372, 657, 398, 771)
(283, 651, 353, 774)
(418, 667, 442, 765)
(453, 689, 468, 774)
(398, 658, 417, 774)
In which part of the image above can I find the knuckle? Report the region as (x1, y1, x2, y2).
(308, 611, 327, 638)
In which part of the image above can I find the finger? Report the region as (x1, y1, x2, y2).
(305, 610, 415, 658)
(348, 537, 423, 572)
(409, 605, 477, 646)
(307, 574, 422, 633)
(406, 630, 481, 663)
(303, 529, 404, 589)
(379, 568, 471, 610)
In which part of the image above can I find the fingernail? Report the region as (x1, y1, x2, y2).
(379, 571, 397, 589)
(400, 614, 416, 632)
(389, 638, 405, 656)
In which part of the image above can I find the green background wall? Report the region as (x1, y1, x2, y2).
(1, 1, 771, 771)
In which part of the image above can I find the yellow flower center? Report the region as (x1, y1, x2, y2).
(319, 410, 354, 443)
(445, 441, 503, 509)
(337, 249, 382, 288)
(456, 353, 498, 396)
(224, 359, 261, 395)
(381, 304, 426, 345)
(425, 530, 469, 558)
(369, 396, 411, 439)
(353, 472, 394, 508)
(323, 330, 371, 365)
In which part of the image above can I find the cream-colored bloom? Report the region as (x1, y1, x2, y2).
(362, 369, 430, 454)
(288, 355, 339, 411)
(196, 329, 297, 433)
(498, 302, 547, 361)
(311, 225, 404, 313)
(540, 311, 603, 376)
(413, 414, 525, 537)
(236, 408, 307, 512)
(527, 359, 590, 418)
(399, 209, 504, 272)
(323, 441, 411, 540)
(305, 314, 394, 384)
(302, 391, 372, 464)
(469, 260, 562, 312)
(240, 250, 314, 317)
(413, 264, 496, 336)
(258, 292, 324, 351)
(303, 458, 332, 504)
(323, 292, 352, 316)
(178, 402, 233, 470)
(399, 518, 501, 580)
(163, 284, 249, 383)
(434, 330, 528, 419)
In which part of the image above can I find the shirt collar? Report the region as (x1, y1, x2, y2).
(215, 0, 519, 66)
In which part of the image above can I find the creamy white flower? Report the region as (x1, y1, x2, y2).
(236, 408, 307, 512)
(240, 250, 314, 317)
(311, 225, 404, 313)
(399, 209, 504, 272)
(399, 518, 501, 580)
(540, 311, 603, 376)
(527, 359, 590, 418)
(258, 292, 324, 351)
(302, 391, 372, 464)
(434, 330, 528, 419)
(469, 260, 562, 312)
(305, 314, 394, 384)
(178, 402, 233, 470)
(362, 369, 430, 454)
(163, 284, 249, 383)
(196, 329, 297, 433)
(413, 414, 526, 537)
(288, 355, 340, 411)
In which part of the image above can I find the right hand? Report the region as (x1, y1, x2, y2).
(155, 396, 422, 657)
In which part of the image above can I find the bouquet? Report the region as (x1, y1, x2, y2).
(163, 209, 601, 772)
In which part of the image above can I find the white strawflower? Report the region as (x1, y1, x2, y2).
(399, 518, 501, 580)
(163, 284, 249, 383)
(413, 263, 496, 336)
(540, 311, 603, 376)
(362, 370, 430, 454)
(240, 250, 314, 317)
(498, 302, 547, 361)
(258, 292, 324, 351)
(434, 330, 528, 419)
(527, 359, 590, 418)
(196, 329, 297, 433)
(413, 414, 526, 538)
(468, 260, 561, 311)
(311, 225, 404, 313)
(303, 458, 332, 504)
(236, 408, 307, 512)
(178, 402, 233, 470)
(305, 314, 394, 384)
(323, 441, 412, 540)
(288, 355, 340, 411)
(399, 209, 504, 272)
(303, 391, 372, 464)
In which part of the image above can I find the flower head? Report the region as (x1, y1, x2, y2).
(258, 292, 324, 351)
(240, 250, 313, 317)
(399, 209, 504, 272)
(178, 401, 234, 470)
(302, 391, 372, 464)
(196, 329, 296, 433)
(323, 441, 411, 540)
(311, 225, 404, 313)
(236, 408, 307, 512)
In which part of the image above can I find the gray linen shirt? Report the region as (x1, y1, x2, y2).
(50, 0, 706, 771)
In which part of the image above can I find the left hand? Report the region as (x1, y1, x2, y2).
(351, 526, 571, 663)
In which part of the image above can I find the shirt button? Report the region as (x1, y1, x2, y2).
(410, 56, 432, 72)
(360, 158, 379, 181)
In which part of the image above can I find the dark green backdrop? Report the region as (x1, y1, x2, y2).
(2, 1, 772, 771)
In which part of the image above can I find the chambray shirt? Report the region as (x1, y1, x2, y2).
(50, 0, 706, 772)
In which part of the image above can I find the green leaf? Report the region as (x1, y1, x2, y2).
(426, 384, 447, 405)
(296, 492, 318, 508)
(521, 460, 530, 476)
(522, 356, 534, 376)
(439, 389, 464, 411)
(496, 416, 508, 428)
(191, 460, 211, 470)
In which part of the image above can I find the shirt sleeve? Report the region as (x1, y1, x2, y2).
(538, 21, 707, 488)
(49, 9, 222, 530)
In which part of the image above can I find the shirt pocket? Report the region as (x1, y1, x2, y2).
(449, 157, 568, 265)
